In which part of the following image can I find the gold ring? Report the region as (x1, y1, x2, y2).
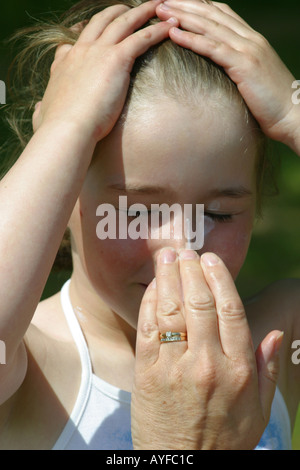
(160, 331, 187, 343)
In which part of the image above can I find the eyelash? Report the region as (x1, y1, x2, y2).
(118, 209, 233, 223)
(205, 212, 233, 223)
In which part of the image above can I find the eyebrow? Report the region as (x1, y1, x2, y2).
(107, 183, 174, 196)
(107, 183, 253, 198)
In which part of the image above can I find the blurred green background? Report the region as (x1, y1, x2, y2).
(1, 0, 299, 450)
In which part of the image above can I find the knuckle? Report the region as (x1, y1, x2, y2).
(51, 44, 72, 72)
(158, 299, 182, 317)
(139, 28, 153, 41)
(89, 12, 101, 23)
(254, 32, 269, 48)
(139, 320, 159, 339)
(186, 292, 215, 314)
(69, 20, 88, 34)
(157, 269, 172, 280)
(219, 3, 233, 13)
(114, 10, 131, 26)
(232, 360, 255, 389)
(205, 37, 224, 54)
(218, 300, 245, 321)
(90, 9, 111, 22)
(209, 17, 221, 29)
(141, 293, 157, 309)
(242, 45, 264, 67)
(265, 361, 280, 385)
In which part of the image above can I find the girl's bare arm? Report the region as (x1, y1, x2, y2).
(0, 0, 175, 404)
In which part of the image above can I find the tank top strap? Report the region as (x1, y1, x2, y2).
(52, 279, 93, 450)
(60, 279, 93, 378)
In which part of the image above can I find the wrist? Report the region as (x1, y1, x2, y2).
(37, 118, 98, 147)
(19, 120, 98, 183)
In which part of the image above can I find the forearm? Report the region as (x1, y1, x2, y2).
(0, 122, 96, 352)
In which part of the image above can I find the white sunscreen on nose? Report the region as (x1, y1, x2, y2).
(185, 213, 215, 249)
(184, 205, 204, 250)
(185, 217, 192, 249)
(204, 216, 215, 238)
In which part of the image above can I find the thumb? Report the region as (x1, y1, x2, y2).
(255, 330, 284, 421)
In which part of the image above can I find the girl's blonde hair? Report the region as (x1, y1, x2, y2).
(1, 0, 278, 269)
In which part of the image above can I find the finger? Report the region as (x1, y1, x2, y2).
(120, 18, 178, 69)
(135, 278, 160, 372)
(100, 0, 164, 45)
(50, 44, 73, 75)
(69, 20, 89, 35)
(157, 4, 252, 49)
(155, 248, 185, 331)
(256, 331, 283, 421)
(76, 4, 131, 43)
(164, 0, 253, 30)
(53, 43, 73, 61)
(178, 249, 220, 354)
(211, 2, 254, 29)
(200, 253, 254, 361)
(157, 1, 255, 40)
(168, 27, 242, 72)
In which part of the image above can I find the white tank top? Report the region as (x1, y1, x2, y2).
(52, 280, 292, 450)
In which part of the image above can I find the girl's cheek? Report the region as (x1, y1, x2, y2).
(94, 238, 147, 273)
(203, 221, 253, 280)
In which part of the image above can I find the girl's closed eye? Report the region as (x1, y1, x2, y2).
(204, 212, 233, 223)
(118, 208, 234, 223)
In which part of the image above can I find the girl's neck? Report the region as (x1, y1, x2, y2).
(68, 271, 136, 392)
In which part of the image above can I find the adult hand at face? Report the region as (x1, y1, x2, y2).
(131, 248, 283, 450)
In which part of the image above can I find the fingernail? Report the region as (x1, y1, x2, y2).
(201, 253, 219, 266)
(170, 27, 183, 35)
(166, 17, 178, 24)
(179, 249, 198, 260)
(150, 277, 156, 289)
(160, 3, 170, 10)
(160, 248, 177, 264)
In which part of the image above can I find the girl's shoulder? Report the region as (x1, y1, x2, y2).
(245, 278, 300, 343)
(25, 291, 82, 411)
(0, 293, 82, 449)
(245, 278, 300, 428)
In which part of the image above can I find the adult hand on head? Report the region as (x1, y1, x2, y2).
(131, 248, 283, 450)
(32, 1, 178, 143)
(156, 0, 300, 154)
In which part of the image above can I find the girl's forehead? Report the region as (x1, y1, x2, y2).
(94, 99, 258, 195)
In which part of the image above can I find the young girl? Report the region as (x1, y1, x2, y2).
(0, 0, 299, 450)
